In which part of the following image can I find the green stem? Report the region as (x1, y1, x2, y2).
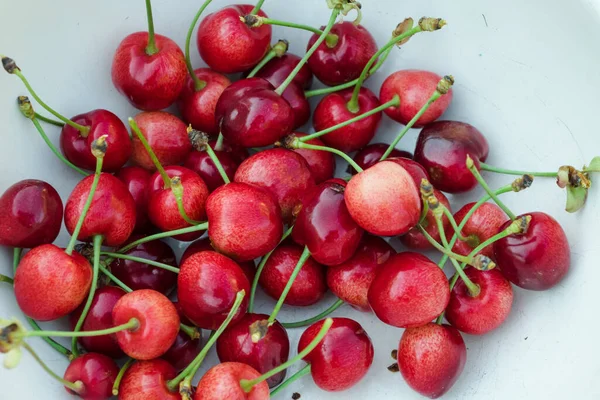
(250, 0, 266, 15)
(479, 162, 557, 178)
(0, 274, 14, 285)
(31, 119, 88, 176)
(129, 118, 170, 188)
(214, 133, 224, 151)
(469, 225, 519, 259)
(34, 113, 65, 127)
(99, 265, 133, 293)
(179, 324, 200, 340)
(281, 298, 344, 328)
(442, 207, 468, 242)
(240, 318, 333, 393)
(256, 18, 334, 42)
(185, 0, 212, 90)
(22, 342, 83, 393)
(23, 318, 139, 338)
(26, 318, 72, 359)
(417, 225, 473, 265)
(171, 178, 203, 226)
(13, 248, 21, 275)
(205, 144, 231, 184)
(467, 156, 516, 220)
(145, 0, 158, 55)
(117, 222, 208, 254)
(270, 364, 311, 397)
(247, 49, 277, 78)
(295, 141, 363, 173)
(112, 358, 134, 396)
(100, 252, 180, 274)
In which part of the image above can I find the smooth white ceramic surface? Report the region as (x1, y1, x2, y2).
(1, 0, 600, 399)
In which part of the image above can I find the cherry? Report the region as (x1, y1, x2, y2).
(292, 179, 363, 266)
(0, 179, 63, 248)
(131, 112, 191, 171)
(251, 53, 314, 90)
(208, 138, 249, 165)
(216, 313, 290, 388)
(215, 78, 271, 123)
(112, 289, 180, 360)
(63, 353, 119, 400)
(109, 237, 177, 295)
(184, 146, 239, 192)
(414, 121, 489, 193)
(280, 82, 312, 129)
(69, 286, 126, 359)
(194, 362, 269, 400)
(307, 21, 378, 86)
(234, 148, 315, 222)
(162, 302, 203, 373)
(446, 268, 513, 335)
(178, 251, 250, 330)
(290, 133, 336, 184)
(494, 212, 570, 290)
(401, 189, 451, 250)
(312, 87, 382, 152)
(206, 182, 283, 262)
(115, 166, 153, 233)
(345, 161, 421, 236)
(326, 235, 395, 311)
(351, 143, 412, 174)
(14, 244, 92, 321)
(118, 359, 179, 400)
(368, 252, 450, 328)
(299, 317, 374, 391)
(398, 323, 467, 399)
(380, 70, 453, 126)
(197, 5, 271, 74)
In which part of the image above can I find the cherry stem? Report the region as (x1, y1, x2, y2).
(300, 96, 400, 142)
(184, 0, 213, 91)
(417, 225, 476, 265)
(71, 234, 104, 357)
(170, 177, 204, 226)
(467, 155, 517, 220)
(294, 141, 364, 173)
(268, 246, 311, 324)
(12, 248, 21, 275)
(247, 40, 289, 78)
(145, 0, 158, 55)
(23, 318, 139, 338)
(281, 298, 344, 328)
(240, 318, 333, 393)
(442, 207, 468, 242)
(99, 264, 132, 293)
(214, 133, 224, 151)
(21, 342, 83, 393)
(274, 7, 340, 95)
(479, 162, 557, 177)
(129, 117, 171, 189)
(34, 112, 65, 127)
(249, 226, 294, 313)
(0, 274, 13, 285)
(207, 144, 231, 184)
(269, 364, 311, 397)
(250, 0, 266, 15)
(117, 222, 208, 254)
(246, 17, 338, 47)
(100, 252, 180, 274)
(167, 290, 246, 392)
(179, 324, 201, 340)
(112, 358, 134, 396)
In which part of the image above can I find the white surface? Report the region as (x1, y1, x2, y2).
(1, 0, 600, 399)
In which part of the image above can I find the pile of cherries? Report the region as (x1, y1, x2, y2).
(1, 0, 594, 399)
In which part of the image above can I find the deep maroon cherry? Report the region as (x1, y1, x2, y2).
(115, 166, 153, 233)
(281, 82, 311, 129)
(351, 143, 412, 174)
(162, 301, 203, 373)
(251, 53, 313, 90)
(63, 353, 119, 400)
(118, 359, 179, 400)
(184, 147, 239, 192)
(292, 133, 336, 184)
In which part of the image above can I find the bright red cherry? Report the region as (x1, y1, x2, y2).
(118, 360, 179, 400)
(115, 166, 153, 233)
(184, 148, 239, 192)
(162, 302, 203, 373)
(351, 143, 412, 174)
(252, 53, 313, 90)
(63, 353, 119, 400)
(401, 189, 451, 250)
(194, 362, 269, 400)
(291, 133, 336, 184)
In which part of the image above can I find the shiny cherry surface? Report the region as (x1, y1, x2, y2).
(292, 133, 336, 184)
(194, 362, 269, 400)
(351, 143, 413, 174)
(118, 359, 180, 400)
(63, 353, 119, 400)
(115, 166, 153, 233)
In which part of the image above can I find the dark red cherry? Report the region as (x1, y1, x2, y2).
(63, 353, 119, 400)
(194, 362, 269, 400)
(215, 78, 272, 123)
(208, 138, 249, 165)
(115, 166, 153, 233)
(351, 143, 412, 174)
(184, 149, 239, 192)
(251, 53, 313, 90)
(162, 301, 203, 373)
(281, 82, 311, 129)
(118, 359, 179, 400)
(292, 133, 336, 184)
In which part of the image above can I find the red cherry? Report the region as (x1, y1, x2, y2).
(64, 173, 136, 247)
(0, 179, 63, 248)
(312, 87, 382, 152)
(414, 121, 489, 193)
(111, 32, 187, 111)
(401, 189, 451, 250)
(368, 252, 450, 328)
(206, 182, 283, 262)
(215, 78, 271, 123)
(208, 138, 249, 165)
(326, 235, 395, 311)
(494, 212, 570, 290)
(260, 243, 327, 306)
(118, 359, 179, 400)
(307, 21, 378, 86)
(115, 166, 153, 233)
(291, 133, 336, 184)
(194, 362, 269, 400)
(234, 148, 316, 223)
(292, 179, 363, 266)
(69, 286, 126, 358)
(398, 323, 467, 399)
(60, 109, 132, 172)
(112, 289, 180, 360)
(131, 112, 191, 171)
(14, 244, 92, 321)
(446, 268, 513, 335)
(162, 302, 203, 373)
(380, 70, 453, 126)
(197, 5, 271, 73)
(184, 148, 238, 193)
(63, 353, 119, 400)
(177, 68, 231, 135)
(251, 53, 314, 90)
(299, 318, 374, 391)
(217, 313, 290, 388)
(281, 82, 311, 129)
(345, 161, 420, 236)
(177, 251, 250, 330)
(351, 143, 413, 174)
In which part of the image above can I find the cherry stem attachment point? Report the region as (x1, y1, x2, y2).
(188, 126, 230, 185)
(129, 117, 171, 188)
(117, 222, 208, 254)
(145, 0, 158, 55)
(179, 324, 201, 340)
(185, 0, 213, 90)
(479, 162, 558, 177)
(270, 364, 311, 397)
(100, 251, 180, 274)
(21, 342, 83, 392)
(281, 298, 344, 328)
(247, 40, 289, 78)
(112, 358, 134, 396)
(467, 155, 517, 220)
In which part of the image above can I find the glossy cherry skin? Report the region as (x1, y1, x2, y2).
(234, 148, 315, 223)
(0, 179, 62, 248)
(215, 78, 272, 123)
(14, 245, 92, 321)
(326, 235, 395, 311)
(184, 148, 239, 192)
(281, 82, 311, 129)
(115, 166, 153, 233)
(401, 189, 451, 250)
(351, 143, 413, 174)
(65, 173, 136, 247)
(398, 323, 467, 399)
(178, 251, 250, 330)
(300, 318, 374, 391)
(109, 238, 177, 295)
(64, 353, 119, 400)
(206, 182, 283, 262)
(312, 87, 382, 152)
(194, 362, 269, 400)
(414, 121, 489, 193)
(131, 111, 191, 171)
(291, 133, 336, 184)
(162, 302, 203, 373)
(118, 359, 179, 400)
(380, 70, 453, 126)
(112, 289, 180, 360)
(177, 68, 231, 135)
(216, 313, 290, 387)
(197, 5, 271, 74)
(446, 268, 513, 335)
(494, 212, 570, 291)
(345, 161, 421, 236)
(307, 21, 378, 86)
(260, 243, 327, 306)
(251, 53, 314, 90)
(368, 252, 450, 328)
(111, 32, 187, 111)
(69, 286, 126, 358)
(292, 179, 363, 266)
